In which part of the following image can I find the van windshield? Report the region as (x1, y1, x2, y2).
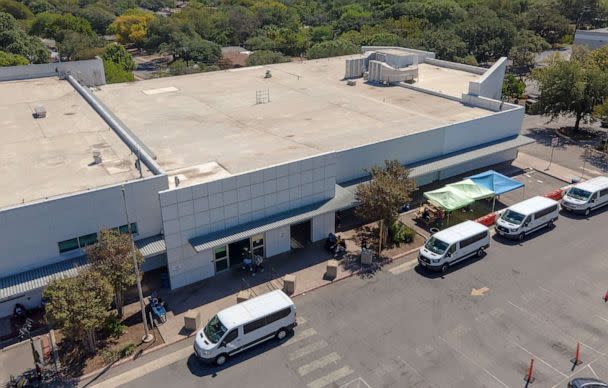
(501, 209, 525, 225)
(425, 237, 449, 255)
(567, 187, 592, 201)
(203, 315, 227, 344)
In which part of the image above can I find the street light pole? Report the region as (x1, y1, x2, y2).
(121, 185, 154, 343)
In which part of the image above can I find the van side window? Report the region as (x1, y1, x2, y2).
(600, 188, 608, 197)
(534, 205, 557, 219)
(266, 308, 291, 324)
(459, 231, 487, 248)
(244, 317, 266, 334)
(448, 245, 456, 254)
(223, 329, 238, 344)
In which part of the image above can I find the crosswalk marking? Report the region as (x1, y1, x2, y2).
(298, 352, 341, 376)
(289, 340, 328, 361)
(307, 366, 354, 388)
(288, 328, 317, 344)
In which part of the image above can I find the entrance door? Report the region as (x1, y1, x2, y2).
(290, 220, 311, 249)
(228, 238, 251, 268)
(214, 246, 229, 273)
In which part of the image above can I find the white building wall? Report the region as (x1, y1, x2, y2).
(0, 175, 167, 277)
(439, 148, 518, 180)
(334, 106, 523, 183)
(0, 58, 106, 86)
(311, 212, 335, 242)
(467, 57, 507, 100)
(161, 154, 337, 289)
(265, 225, 291, 258)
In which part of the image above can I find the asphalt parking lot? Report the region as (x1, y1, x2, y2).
(89, 205, 608, 388)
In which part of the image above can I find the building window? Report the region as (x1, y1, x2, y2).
(119, 223, 138, 236)
(252, 234, 264, 257)
(58, 238, 79, 253)
(78, 233, 98, 247)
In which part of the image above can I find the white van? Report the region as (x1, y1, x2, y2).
(418, 220, 490, 273)
(496, 196, 559, 241)
(194, 290, 296, 366)
(561, 176, 608, 216)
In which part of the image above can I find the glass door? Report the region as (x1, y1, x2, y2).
(214, 246, 229, 273)
(251, 233, 265, 257)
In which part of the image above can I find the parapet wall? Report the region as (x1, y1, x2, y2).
(423, 58, 486, 75)
(0, 58, 106, 86)
(467, 57, 507, 100)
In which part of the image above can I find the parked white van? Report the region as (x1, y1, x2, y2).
(194, 290, 296, 366)
(561, 176, 608, 216)
(418, 220, 490, 273)
(496, 196, 559, 241)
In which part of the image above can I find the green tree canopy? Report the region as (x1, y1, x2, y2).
(0, 12, 49, 63)
(0, 0, 34, 19)
(0, 49, 28, 66)
(44, 269, 113, 352)
(102, 43, 135, 71)
(77, 4, 116, 34)
(502, 73, 526, 100)
(306, 39, 358, 59)
(30, 12, 95, 41)
(245, 49, 290, 66)
(57, 30, 103, 60)
(87, 229, 143, 317)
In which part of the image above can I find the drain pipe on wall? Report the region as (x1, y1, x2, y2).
(66, 74, 164, 176)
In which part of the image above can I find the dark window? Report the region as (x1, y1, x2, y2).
(243, 317, 267, 334)
(58, 238, 79, 253)
(534, 205, 558, 219)
(266, 308, 292, 324)
(222, 329, 238, 344)
(78, 233, 98, 248)
(459, 232, 487, 249)
(600, 188, 608, 197)
(119, 223, 138, 235)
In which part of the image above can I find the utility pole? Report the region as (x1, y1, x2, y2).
(121, 185, 153, 343)
(19, 319, 41, 381)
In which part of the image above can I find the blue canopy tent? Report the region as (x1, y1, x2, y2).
(467, 170, 525, 210)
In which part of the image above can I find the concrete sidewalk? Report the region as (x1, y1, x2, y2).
(156, 242, 395, 344)
(515, 151, 601, 183)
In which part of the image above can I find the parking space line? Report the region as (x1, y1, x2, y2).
(588, 364, 599, 379)
(298, 352, 341, 376)
(594, 315, 608, 325)
(438, 336, 509, 388)
(289, 340, 328, 361)
(307, 366, 354, 388)
(287, 328, 317, 345)
(580, 342, 607, 357)
(514, 343, 567, 378)
(298, 317, 307, 325)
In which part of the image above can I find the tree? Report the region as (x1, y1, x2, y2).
(532, 54, 608, 131)
(44, 269, 113, 353)
(77, 4, 116, 35)
(509, 30, 551, 74)
(456, 7, 516, 63)
(335, 4, 372, 33)
(524, 2, 572, 44)
(57, 30, 102, 60)
(0, 50, 28, 66)
(419, 28, 467, 61)
(0, 0, 34, 19)
(355, 160, 417, 248)
(109, 9, 154, 48)
(306, 39, 358, 59)
(30, 12, 95, 41)
(103, 59, 135, 82)
(0, 12, 49, 63)
(102, 43, 135, 71)
(246, 49, 290, 66)
(87, 229, 143, 317)
(502, 73, 526, 100)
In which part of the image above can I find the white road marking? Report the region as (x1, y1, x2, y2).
(389, 259, 418, 275)
(298, 317, 308, 325)
(588, 364, 599, 379)
(288, 328, 317, 345)
(298, 352, 341, 376)
(340, 377, 372, 388)
(307, 366, 354, 388)
(595, 315, 608, 324)
(91, 345, 192, 388)
(438, 336, 509, 388)
(514, 343, 567, 378)
(289, 340, 328, 361)
(580, 342, 607, 357)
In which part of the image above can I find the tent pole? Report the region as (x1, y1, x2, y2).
(492, 196, 496, 212)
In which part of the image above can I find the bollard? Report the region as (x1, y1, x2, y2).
(524, 358, 535, 383)
(571, 342, 582, 366)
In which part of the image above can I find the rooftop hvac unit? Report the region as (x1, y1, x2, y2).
(33, 105, 47, 119)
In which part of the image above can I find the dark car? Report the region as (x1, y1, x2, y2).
(569, 378, 608, 388)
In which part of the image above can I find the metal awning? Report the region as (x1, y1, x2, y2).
(0, 256, 89, 301)
(341, 135, 533, 194)
(189, 185, 355, 253)
(135, 234, 166, 258)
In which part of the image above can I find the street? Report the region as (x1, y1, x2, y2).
(86, 206, 608, 388)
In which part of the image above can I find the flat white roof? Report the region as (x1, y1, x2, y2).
(433, 220, 488, 245)
(94, 55, 493, 184)
(509, 196, 558, 215)
(0, 77, 147, 209)
(575, 176, 608, 192)
(217, 290, 293, 329)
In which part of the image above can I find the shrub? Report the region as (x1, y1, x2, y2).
(390, 221, 415, 244)
(306, 39, 358, 60)
(103, 314, 126, 338)
(245, 50, 290, 66)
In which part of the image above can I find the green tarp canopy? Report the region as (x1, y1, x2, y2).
(423, 186, 475, 211)
(446, 179, 495, 200)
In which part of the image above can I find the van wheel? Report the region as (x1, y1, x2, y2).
(518, 232, 525, 242)
(215, 354, 228, 366)
(476, 248, 485, 257)
(584, 208, 591, 216)
(276, 328, 288, 340)
(547, 219, 554, 228)
(440, 263, 449, 273)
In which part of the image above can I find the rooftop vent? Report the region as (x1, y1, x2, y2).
(174, 176, 180, 187)
(264, 70, 272, 78)
(33, 105, 47, 119)
(346, 80, 357, 86)
(92, 151, 102, 164)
